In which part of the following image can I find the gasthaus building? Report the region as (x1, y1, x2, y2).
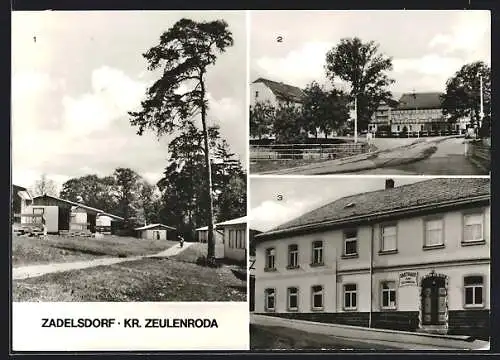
(253, 178, 490, 340)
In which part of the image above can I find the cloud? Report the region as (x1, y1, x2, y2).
(249, 199, 315, 232)
(255, 41, 333, 88)
(428, 11, 490, 55)
(61, 66, 148, 136)
(393, 54, 463, 76)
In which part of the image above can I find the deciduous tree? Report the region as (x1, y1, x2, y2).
(325, 37, 394, 131)
(441, 61, 491, 126)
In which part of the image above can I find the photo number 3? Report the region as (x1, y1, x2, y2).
(277, 194, 283, 201)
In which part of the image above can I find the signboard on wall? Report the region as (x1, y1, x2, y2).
(399, 271, 418, 287)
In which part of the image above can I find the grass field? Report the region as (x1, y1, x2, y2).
(13, 257, 247, 302)
(12, 234, 176, 267)
(250, 324, 398, 350)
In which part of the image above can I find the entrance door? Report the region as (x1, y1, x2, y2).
(421, 276, 447, 326)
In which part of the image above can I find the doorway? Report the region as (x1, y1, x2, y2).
(420, 271, 448, 333)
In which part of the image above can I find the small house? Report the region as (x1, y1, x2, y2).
(135, 223, 176, 241)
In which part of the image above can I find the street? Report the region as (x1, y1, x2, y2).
(360, 137, 485, 175)
(259, 136, 488, 175)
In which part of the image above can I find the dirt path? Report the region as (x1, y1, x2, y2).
(13, 242, 194, 281)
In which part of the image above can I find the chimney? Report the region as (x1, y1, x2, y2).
(385, 179, 395, 189)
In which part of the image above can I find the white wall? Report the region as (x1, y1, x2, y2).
(96, 215, 112, 227)
(250, 82, 278, 108)
(23, 205, 59, 233)
(142, 229, 167, 241)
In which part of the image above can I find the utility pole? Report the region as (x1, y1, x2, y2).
(479, 73, 484, 131)
(354, 95, 358, 144)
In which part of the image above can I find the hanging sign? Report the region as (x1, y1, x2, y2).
(399, 271, 418, 287)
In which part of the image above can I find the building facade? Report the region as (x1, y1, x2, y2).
(390, 92, 450, 135)
(369, 92, 465, 136)
(253, 178, 490, 339)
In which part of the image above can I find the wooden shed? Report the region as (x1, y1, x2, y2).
(135, 223, 176, 241)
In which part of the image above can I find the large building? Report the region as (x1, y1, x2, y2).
(253, 178, 490, 339)
(369, 92, 469, 136)
(250, 78, 305, 108)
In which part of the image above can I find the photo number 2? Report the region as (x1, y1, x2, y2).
(276, 36, 283, 43)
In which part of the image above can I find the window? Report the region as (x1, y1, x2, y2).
(32, 207, 44, 215)
(344, 230, 358, 256)
(287, 287, 299, 311)
(424, 218, 444, 247)
(464, 276, 484, 308)
(311, 285, 324, 310)
(381, 225, 397, 252)
(312, 240, 323, 265)
(344, 284, 357, 310)
(265, 288, 275, 311)
(288, 244, 299, 268)
(381, 281, 397, 309)
(240, 230, 246, 248)
(265, 248, 276, 270)
(463, 213, 484, 243)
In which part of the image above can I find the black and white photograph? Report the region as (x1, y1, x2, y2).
(249, 177, 490, 350)
(11, 11, 248, 303)
(249, 10, 491, 175)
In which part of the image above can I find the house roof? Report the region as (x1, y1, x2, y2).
(215, 216, 247, 227)
(253, 78, 305, 103)
(196, 216, 248, 230)
(258, 178, 490, 240)
(396, 92, 444, 110)
(13, 184, 27, 192)
(134, 223, 176, 231)
(32, 194, 124, 220)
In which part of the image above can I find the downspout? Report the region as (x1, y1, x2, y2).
(369, 224, 374, 328)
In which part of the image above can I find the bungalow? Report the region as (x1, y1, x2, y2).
(135, 223, 176, 241)
(216, 216, 248, 263)
(27, 194, 124, 235)
(253, 178, 490, 340)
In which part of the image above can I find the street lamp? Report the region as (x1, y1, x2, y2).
(353, 94, 358, 144)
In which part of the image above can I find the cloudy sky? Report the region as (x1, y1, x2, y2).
(250, 10, 490, 96)
(12, 11, 246, 191)
(250, 176, 429, 232)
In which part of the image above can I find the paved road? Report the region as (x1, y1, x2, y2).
(13, 242, 193, 280)
(361, 137, 486, 175)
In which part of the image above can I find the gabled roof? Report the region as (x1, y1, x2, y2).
(258, 178, 490, 240)
(396, 92, 444, 110)
(134, 223, 176, 231)
(13, 184, 28, 192)
(32, 194, 124, 220)
(253, 78, 305, 103)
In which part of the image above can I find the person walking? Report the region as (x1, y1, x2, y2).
(178, 235, 185, 248)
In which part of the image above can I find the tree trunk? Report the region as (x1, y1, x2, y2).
(200, 73, 216, 261)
